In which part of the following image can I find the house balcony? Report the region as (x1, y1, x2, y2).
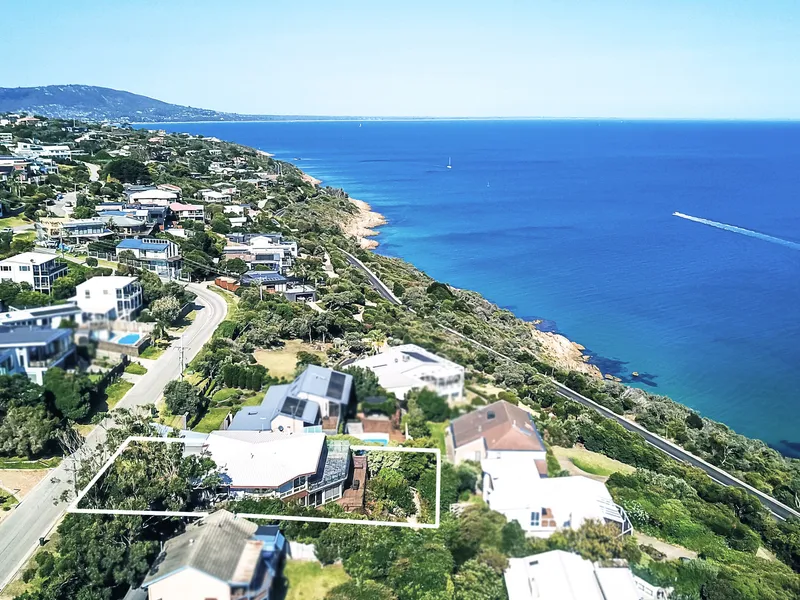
(28, 345, 73, 368)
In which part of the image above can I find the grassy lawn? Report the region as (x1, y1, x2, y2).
(243, 391, 265, 406)
(552, 445, 636, 477)
(0, 457, 61, 470)
(281, 561, 349, 600)
(210, 285, 239, 318)
(193, 407, 231, 433)
(104, 379, 134, 410)
(212, 387, 242, 403)
(171, 310, 197, 332)
(428, 421, 449, 455)
(0, 491, 18, 511)
(13, 230, 36, 243)
(124, 362, 148, 375)
(140, 345, 166, 360)
(0, 216, 30, 228)
(254, 340, 326, 380)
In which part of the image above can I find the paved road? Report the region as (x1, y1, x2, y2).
(340, 249, 401, 305)
(0, 283, 227, 592)
(343, 251, 800, 522)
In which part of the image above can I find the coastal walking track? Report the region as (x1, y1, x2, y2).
(340, 248, 800, 522)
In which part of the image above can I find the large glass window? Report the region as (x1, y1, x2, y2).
(530, 511, 540, 527)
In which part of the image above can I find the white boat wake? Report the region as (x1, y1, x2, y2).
(673, 212, 800, 251)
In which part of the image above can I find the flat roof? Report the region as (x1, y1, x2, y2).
(0, 325, 71, 346)
(117, 238, 171, 250)
(0, 251, 59, 266)
(76, 275, 137, 290)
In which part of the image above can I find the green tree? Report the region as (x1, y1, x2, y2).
(453, 558, 507, 600)
(326, 580, 397, 600)
(410, 388, 450, 422)
(102, 158, 151, 184)
(164, 380, 205, 418)
(44, 367, 92, 421)
(210, 213, 231, 234)
(51, 277, 78, 300)
(150, 295, 181, 325)
(343, 366, 385, 404)
(0, 404, 59, 457)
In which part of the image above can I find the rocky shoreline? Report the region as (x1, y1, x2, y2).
(343, 198, 387, 250)
(335, 193, 606, 378)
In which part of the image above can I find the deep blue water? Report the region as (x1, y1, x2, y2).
(150, 120, 800, 454)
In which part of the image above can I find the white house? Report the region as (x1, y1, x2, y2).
(197, 189, 232, 203)
(13, 143, 73, 160)
(185, 431, 351, 507)
(482, 458, 632, 539)
(0, 303, 82, 328)
(115, 238, 182, 279)
(169, 202, 205, 222)
(74, 276, 143, 321)
(0, 252, 69, 294)
(0, 326, 75, 384)
(127, 188, 179, 206)
(350, 344, 465, 401)
(504, 550, 669, 600)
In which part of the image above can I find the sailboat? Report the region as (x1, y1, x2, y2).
(446, 157, 452, 169)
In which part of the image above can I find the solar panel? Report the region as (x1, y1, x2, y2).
(402, 351, 437, 363)
(326, 372, 346, 401)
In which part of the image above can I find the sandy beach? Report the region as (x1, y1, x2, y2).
(344, 199, 387, 249)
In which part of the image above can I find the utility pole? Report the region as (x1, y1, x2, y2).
(178, 333, 185, 379)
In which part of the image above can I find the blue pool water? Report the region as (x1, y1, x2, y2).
(150, 120, 800, 455)
(116, 333, 142, 345)
(360, 438, 390, 446)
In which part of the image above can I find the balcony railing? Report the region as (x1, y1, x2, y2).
(28, 346, 71, 368)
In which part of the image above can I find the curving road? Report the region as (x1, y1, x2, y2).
(343, 250, 800, 522)
(0, 283, 227, 592)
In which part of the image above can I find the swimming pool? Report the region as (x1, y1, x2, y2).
(355, 435, 389, 446)
(115, 333, 143, 345)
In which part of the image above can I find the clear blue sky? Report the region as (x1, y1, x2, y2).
(8, 0, 800, 118)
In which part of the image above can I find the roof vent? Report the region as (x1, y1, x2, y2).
(487, 411, 496, 420)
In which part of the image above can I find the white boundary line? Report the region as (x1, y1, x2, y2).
(66, 437, 441, 529)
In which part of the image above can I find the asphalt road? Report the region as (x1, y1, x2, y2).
(340, 249, 401, 305)
(343, 252, 800, 522)
(0, 283, 227, 592)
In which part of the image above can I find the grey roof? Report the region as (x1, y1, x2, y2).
(0, 326, 70, 347)
(227, 384, 289, 431)
(226, 366, 350, 432)
(289, 365, 352, 405)
(142, 510, 258, 587)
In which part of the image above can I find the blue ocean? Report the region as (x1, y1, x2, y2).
(152, 120, 800, 454)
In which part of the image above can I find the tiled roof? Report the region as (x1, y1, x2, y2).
(450, 400, 544, 452)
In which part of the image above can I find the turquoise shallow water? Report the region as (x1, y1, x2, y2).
(152, 120, 800, 455)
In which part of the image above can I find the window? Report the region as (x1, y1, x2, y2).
(84, 291, 90, 298)
(530, 511, 540, 527)
(1, 266, 10, 272)
(19, 265, 29, 272)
